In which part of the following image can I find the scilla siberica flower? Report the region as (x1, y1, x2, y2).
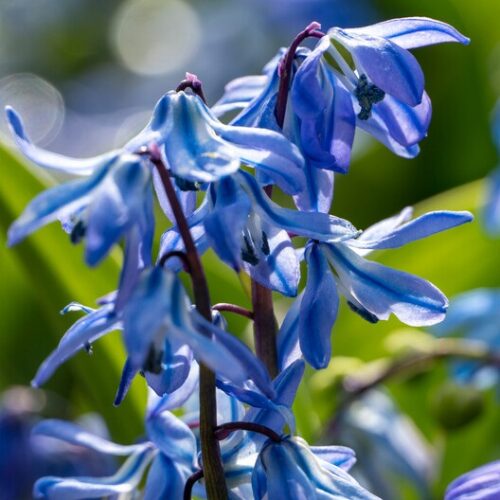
(31, 266, 275, 406)
(215, 18, 469, 213)
(278, 207, 473, 369)
(6, 86, 306, 270)
(445, 460, 500, 500)
(432, 289, 500, 388)
(159, 170, 358, 297)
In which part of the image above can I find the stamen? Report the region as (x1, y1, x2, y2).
(143, 344, 163, 374)
(70, 219, 86, 244)
(354, 74, 385, 120)
(174, 176, 199, 192)
(241, 235, 259, 266)
(347, 301, 379, 323)
(261, 230, 270, 255)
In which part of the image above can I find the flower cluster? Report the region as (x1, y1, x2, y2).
(6, 16, 473, 500)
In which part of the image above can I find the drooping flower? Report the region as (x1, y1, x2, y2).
(445, 460, 500, 500)
(31, 266, 275, 404)
(431, 289, 500, 388)
(6, 88, 306, 265)
(278, 207, 473, 369)
(159, 170, 358, 297)
(215, 17, 469, 212)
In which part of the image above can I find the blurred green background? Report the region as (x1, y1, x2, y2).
(0, 0, 499, 498)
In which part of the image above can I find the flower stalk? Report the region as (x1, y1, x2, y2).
(150, 150, 228, 500)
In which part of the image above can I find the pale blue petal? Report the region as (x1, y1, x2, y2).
(242, 217, 300, 297)
(204, 178, 252, 270)
(237, 170, 358, 242)
(32, 419, 145, 455)
(300, 244, 339, 368)
(6, 106, 118, 175)
(324, 243, 448, 326)
(85, 155, 151, 266)
(310, 446, 357, 471)
(277, 292, 303, 371)
(32, 304, 119, 387)
(33, 445, 155, 499)
(445, 460, 500, 500)
(347, 17, 470, 50)
(330, 28, 425, 106)
(144, 454, 193, 500)
(212, 75, 269, 117)
(7, 163, 110, 246)
(146, 409, 196, 467)
(293, 163, 334, 213)
(370, 92, 432, 147)
(351, 210, 473, 251)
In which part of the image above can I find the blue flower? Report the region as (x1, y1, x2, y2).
(337, 391, 435, 500)
(278, 207, 473, 369)
(215, 17, 469, 210)
(483, 167, 500, 236)
(445, 460, 500, 500)
(159, 170, 358, 297)
(252, 435, 378, 499)
(31, 266, 275, 403)
(432, 289, 500, 388)
(6, 89, 305, 262)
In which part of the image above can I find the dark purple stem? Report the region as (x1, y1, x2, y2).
(212, 303, 254, 320)
(183, 469, 204, 500)
(275, 21, 325, 128)
(149, 138, 227, 499)
(158, 250, 191, 271)
(215, 422, 282, 443)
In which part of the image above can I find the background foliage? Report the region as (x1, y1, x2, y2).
(0, 0, 499, 498)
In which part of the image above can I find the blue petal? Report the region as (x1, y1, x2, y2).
(204, 178, 252, 270)
(33, 445, 155, 499)
(32, 419, 145, 455)
(146, 409, 197, 467)
(445, 460, 500, 500)
(85, 155, 151, 266)
(6, 106, 119, 175)
(370, 92, 432, 147)
(277, 293, 303, 371)
(212, 75, 269, 117)
(114, 358, 139, 406)
(144, 340, 193, 397)
(324, 243, 448, 326)
(7, 162, 111, 246)
(254, 442, 316, 500)
(483, 167, 500, 236)
(148, 360, 200, 413)
(191, 311, 275, 398)
(351, 210, 473, 251)
(237, 170, 358, 242)
(299, 244, 339, 368)
(152, 167, 196, 223)
(245, 360, 305, 436)
(241, 215, 300, 297)
(330, 28, 425, 106)
(161, 92, 241, 182)
(293, 163, 334, 213)
(144, 454, 193, 500)
(310, 446, 357, 471)
(32, 303, 118, 387)
(347, 17, 470, 50)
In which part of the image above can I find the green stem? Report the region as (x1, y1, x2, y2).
(151, 153, 228, 500)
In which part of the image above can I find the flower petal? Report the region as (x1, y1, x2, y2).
(483, 167, 500, 236)
(32, 419, 145, 456)
(144, 454, 193, 500)
(32, 304, 119, 387)
(33, 445, 155, 499)
(324, 243, 448, 326)
(330, 28, 425, 106)
(299, 244, 339, 368)
(6, 106, 119, 175)
(351, 210, 473, 251)
(237, 170, 358, 242)
(277, 293, 303, 371)
(310, 446, 357, 471)
(347, 17, 470, 50)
